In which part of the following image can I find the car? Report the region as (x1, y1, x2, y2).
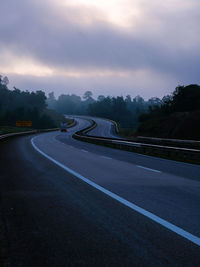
(60, 122, 67, 132)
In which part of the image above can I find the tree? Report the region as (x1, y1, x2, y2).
(133, 95, 144, 104)
(48, 92, 56, 101)
(0, 76, 9, 90)
(148, 97, 162, 107)
(172, 84, 200, 112)
(97, 95, 105, 102)
(83, 91, 93, 100)
(2, 76, 9, 86)
(47, 92, 57, 110)
(125, 95, 131, 103)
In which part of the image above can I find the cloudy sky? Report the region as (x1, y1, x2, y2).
(0, 0, 200, 99)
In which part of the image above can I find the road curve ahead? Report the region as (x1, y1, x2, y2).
(71, 115, 120, 138)
(0, 117, 200, 266)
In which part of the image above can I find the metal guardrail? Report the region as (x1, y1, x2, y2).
(137, 136, 200, 149)
(0, 128, 59, 141)
(81, 119, 97, 134)
(0, 130, 37, 140)
(0, 119, 76, 141)
(73, 120, 200, 164)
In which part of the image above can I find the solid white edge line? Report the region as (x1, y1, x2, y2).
(31, 136, 200, 247)
(137, 165, 161, 173)
(100, 156, 112, 160)
(81, 149, 88, 153)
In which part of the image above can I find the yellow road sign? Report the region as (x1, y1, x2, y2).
(16, 120, 32, 127)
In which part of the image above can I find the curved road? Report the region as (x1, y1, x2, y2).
(0, 117, 200, 266)
(71, 115, 120, 138)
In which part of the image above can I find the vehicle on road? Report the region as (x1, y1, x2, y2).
(60, 122, 67, 132)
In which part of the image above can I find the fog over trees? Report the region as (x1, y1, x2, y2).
(46, 84, 200, 139)
(1, 75, 200, 137)
(47, 91, 162, 128)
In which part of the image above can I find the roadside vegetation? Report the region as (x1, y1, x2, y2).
(1, 75, 199, 141)
(47, 90, 161, 129)
(47, 84, 200, 141)
(0, 75, 69, 134)
(137, 84, 200, 140)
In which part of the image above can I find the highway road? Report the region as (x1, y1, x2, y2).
(84, 116, 119, 138)
(0, 117, 200, 266)
(71, 115, 120, 138)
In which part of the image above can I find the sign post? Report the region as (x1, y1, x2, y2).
(16, 120, 32, 127)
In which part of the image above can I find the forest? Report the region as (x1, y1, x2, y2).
(1, 74, 200, 139)
(137, 84, 200, 140)
(0, 75, 56, 129)
(46, 84, 200, 139)
(47, 90, 162, 128)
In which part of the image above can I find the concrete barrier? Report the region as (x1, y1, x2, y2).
(0, 128, 59, 141)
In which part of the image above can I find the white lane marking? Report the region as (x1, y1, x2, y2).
(100, 156, 112, 160)
(81, 149, 88, 153)
(31, 136, 200, 247)
(137, 165, 161, 173)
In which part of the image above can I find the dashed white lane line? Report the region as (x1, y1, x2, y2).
(100, 156, 112, 160)
(137, 165, 161, 173)
(81, 149, 88, 153)
(31, 136, 200, 247)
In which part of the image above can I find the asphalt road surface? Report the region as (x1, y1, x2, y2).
(0, 117, 200, 266)
(71, 115, 120, 138)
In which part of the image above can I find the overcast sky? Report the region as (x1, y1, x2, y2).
(0, 0, 200, 99)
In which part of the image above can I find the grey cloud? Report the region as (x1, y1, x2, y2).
(0, 0, 200, 95)
(8, 72, 176, 100)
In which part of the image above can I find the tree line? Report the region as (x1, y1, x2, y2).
(47, 84, 200, 136)
(0, 76, 55, 128)
(1, 74, 199, 134)
(137, 84, 200, 139)
(139, 84, 200, 122)
(47, 91, 162, 128)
